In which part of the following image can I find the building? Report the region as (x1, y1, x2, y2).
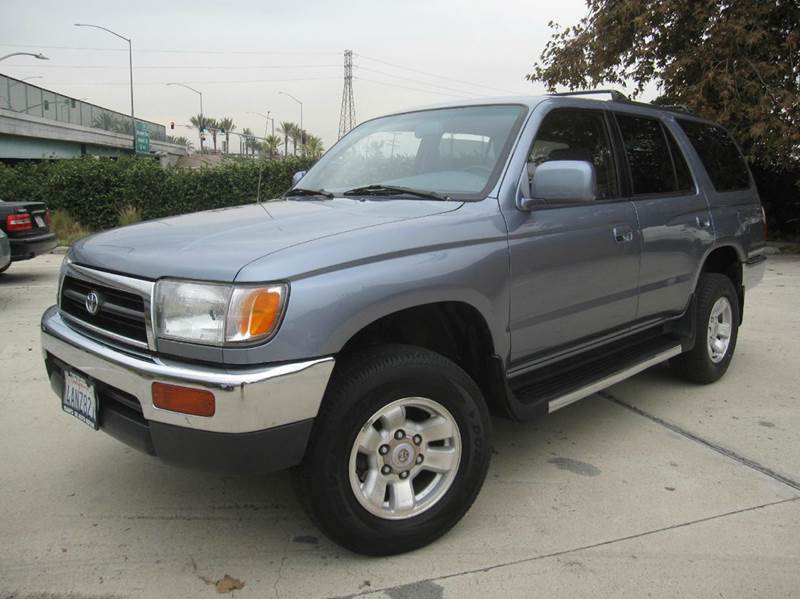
(0, 74, 187, 164)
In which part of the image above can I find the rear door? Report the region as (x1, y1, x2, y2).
(612, 113, 713, 320)
(507, 107, 641, 363)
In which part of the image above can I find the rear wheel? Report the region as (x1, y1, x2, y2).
(302, 344, 491, 555)
(670, 273, 740, 384)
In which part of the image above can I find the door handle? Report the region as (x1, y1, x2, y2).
(696, 216, 712, 229)
(613, 226, 634, 243)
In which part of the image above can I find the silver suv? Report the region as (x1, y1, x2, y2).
(41, 91, 767, 555)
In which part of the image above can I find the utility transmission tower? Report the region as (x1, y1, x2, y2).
(338, 49, 356, 139)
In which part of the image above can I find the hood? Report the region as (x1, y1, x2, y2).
(71, 198, 461, 281)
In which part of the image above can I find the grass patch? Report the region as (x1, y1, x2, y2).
(117, 204, 142, 226)
(50, 209, 91, 246)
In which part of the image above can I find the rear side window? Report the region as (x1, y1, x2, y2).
(677, 120, 749, 191)
(615, 114, 677, 195)
(664, 128, 694, 192)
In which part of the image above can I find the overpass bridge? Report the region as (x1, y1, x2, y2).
(0, 74, 186, 164)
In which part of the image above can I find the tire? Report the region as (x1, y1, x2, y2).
(670, 273, 740, 384)
(0, 262, 9, 274)
(302, 344, 491, 556)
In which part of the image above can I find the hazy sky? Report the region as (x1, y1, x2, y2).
(0, 0, 590, 149)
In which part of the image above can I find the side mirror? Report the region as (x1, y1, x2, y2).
(518, 160, 596, 210)
(291, 170, 307, 186)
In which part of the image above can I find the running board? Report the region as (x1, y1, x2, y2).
(547, 345, 682, 413)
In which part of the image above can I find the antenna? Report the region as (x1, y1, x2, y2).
(338, 49, 356, 139)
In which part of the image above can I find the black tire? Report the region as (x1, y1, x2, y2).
(302, 344, 491, 556)
(670, 273, 740, 384)
(0, 262, 9, 274)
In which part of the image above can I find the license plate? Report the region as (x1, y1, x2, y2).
(34, 215, 45, 228)
(62, 371, 98, 430)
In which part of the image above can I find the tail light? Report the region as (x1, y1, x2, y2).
(6, 213, 32, 233)
(45, 209, 52, 226)
(761, 206, 767, 241)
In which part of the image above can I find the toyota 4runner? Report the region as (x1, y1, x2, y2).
(41, 91, 767, 555)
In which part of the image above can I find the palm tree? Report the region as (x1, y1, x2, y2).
(189, 114, 210, 152)
(241, 127, 254, 157)
(218, 117, 235, 153)
(278, 121, 295, 158)
(264, 134, 282, 160)
(304, 135, 324, 159)
(167, 135, 194, 151)
(205, 118, 219, 152)
(291, 127, 304, 156)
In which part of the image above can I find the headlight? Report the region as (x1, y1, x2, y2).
(155, 279, 287, 346)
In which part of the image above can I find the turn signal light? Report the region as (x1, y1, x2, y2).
(152, 383, 215, 417)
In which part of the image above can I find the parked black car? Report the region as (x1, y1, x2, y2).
(0, 200, 57, 272)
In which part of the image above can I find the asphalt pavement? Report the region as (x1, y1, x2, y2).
(1, 253, 798, 598)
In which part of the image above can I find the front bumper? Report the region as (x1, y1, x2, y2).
(10, 231, 57, 261)
(41, 306, 335, 472)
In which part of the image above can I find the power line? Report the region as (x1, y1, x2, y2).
(0, 43, 339, 56)
(355, 65, 488, 98)
(354, 53, 519, 95)
(45, 76, 341, 86)
(1, 64, 340, 70)
(355, 77, 473, 99)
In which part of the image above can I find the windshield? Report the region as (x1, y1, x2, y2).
(298, 104, 526, 199)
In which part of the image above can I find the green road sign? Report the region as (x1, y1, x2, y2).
(135, 122, 150, 154)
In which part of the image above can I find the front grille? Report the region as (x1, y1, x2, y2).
(60, 275, 148, 344)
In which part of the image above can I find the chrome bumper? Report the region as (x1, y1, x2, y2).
(41, 306, 334, 434)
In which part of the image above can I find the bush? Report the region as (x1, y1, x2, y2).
(0, 156, 316, 232)
(50, 209, 91, 246)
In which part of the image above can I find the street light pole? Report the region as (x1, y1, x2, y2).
(167, 83, 204, 152)
(0, 52, 49, 62)
(278, 91, 303, 155)
(75, 24, 135, 153)
(247, 111, 274, 139)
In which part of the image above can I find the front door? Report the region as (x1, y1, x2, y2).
(507, 108, 641, 365)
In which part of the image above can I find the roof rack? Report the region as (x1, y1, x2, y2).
(549, 89, 629, 102)
(548, 89, 697, 116)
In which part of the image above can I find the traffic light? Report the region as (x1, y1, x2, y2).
(170, 121, 175, 130)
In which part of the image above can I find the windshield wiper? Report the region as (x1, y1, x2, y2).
(284, 187, 334, 199)
(342, 184, 449, 201)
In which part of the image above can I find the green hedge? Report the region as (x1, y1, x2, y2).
(0, 156, 316, 231)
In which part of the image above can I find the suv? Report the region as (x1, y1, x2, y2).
(41, 92, 766, 555)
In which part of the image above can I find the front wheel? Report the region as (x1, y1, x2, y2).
(302, 345, 491, 555)
(670, 272, 740, 384)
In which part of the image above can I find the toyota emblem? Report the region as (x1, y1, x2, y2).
(85, 291, 101, 315)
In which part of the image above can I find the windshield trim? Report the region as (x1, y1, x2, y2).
(299, 103, 530, 202)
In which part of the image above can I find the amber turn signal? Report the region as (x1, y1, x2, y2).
(152, 383, 215, 417)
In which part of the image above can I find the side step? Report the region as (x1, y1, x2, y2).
(507, 333, 682, 417)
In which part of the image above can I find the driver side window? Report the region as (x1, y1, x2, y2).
(529, 109, 619, 200)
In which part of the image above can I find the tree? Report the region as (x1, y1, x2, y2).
(264, 134, 282, 159)
(205, 118, 219, 153)
(278, 121, 295, 158)
(241, 127, 254, 157)
(304, 135, 324, 159)
(291, 127, 303, 156)
(189, 114, 210, 152)
(217, 117, 236, 154)
(167, 135, 194, 152)
(528, 0, 800, 236)
(528, 0, 799, 167)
